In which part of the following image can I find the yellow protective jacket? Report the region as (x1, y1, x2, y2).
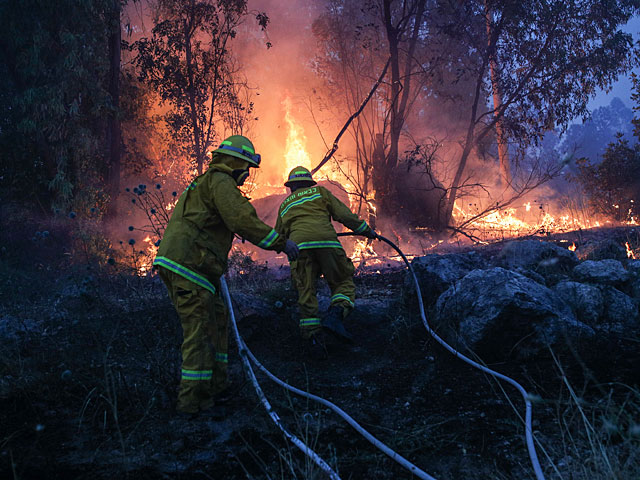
(275, 185, 370, 250)
(154, 163, 285, 293)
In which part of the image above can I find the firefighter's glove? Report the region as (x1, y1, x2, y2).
(284, 239, 299, 261)
(363, 229, 378, 240)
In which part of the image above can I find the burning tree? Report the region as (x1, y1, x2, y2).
(311, 0, 639, 233)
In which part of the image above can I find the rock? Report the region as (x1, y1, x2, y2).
(573, 259, 630, 286)
(498, 240, 578, 274)
(576, 239, 628, 261)
(404, 252, 482, 306)
(434, 268, 594, 358)
(627, 259, 640, 276)
(631, 279, 640, 301)
(598, 286, 639, 334)
(553, 281, 603, 325)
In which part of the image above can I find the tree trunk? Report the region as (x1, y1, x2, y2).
(442, 64, 487, 226)
(105, 0, 121, 219)
(485, 0, 511, 188)
(379, 0, 427, 216)
(184, 3, 203, 174)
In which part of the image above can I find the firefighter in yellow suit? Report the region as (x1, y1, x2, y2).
(275, 166, 377, 357)
(153, 135, 299, 415)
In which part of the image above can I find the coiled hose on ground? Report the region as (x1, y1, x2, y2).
(221, 233, 546, 480)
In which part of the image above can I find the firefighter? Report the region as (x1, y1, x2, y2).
(153, 135, 299, 416)
(275, 166, 377, 358)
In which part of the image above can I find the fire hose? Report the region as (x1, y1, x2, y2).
(221, 233, 546, 480)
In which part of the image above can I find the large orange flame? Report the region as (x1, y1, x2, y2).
(282, 96, 312, 181)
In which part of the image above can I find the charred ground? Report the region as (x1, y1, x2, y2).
(1, 218, 639, 479)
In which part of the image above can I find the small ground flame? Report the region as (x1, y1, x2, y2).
(625, 241, 636, 259)
(568, 242, 577, 251)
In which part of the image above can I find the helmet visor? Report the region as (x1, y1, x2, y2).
(217, 143, 261, 166)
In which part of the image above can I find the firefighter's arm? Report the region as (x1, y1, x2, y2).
(323, 187, 371, 235)
(212, 174, 286, 252)
(274, 212, 284, 237)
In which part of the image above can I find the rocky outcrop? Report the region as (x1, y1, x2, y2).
(434, 268, 593, 358)
(572, 259, 630, 286)
(405, 239, 640, 360)
(576, 239, 629, 261)
(403, 252, 482, 306)
(553, 281, 604, 325)
(497, 239, 578, 274)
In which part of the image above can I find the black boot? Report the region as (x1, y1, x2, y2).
(322, 306, 354, 343)
(305, 333, 328, 361)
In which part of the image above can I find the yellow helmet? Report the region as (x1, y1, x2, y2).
(284, 166, 316, 188)
(210, 135, 261, 167)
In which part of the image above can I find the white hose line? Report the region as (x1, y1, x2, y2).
(374, 234, 546, 480)
(221, 277, 438, 480)
(220, 278, 341, 480)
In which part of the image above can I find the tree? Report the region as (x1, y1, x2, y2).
(0, 0, 119, 211)
(133, 0, 268, 174)
(572, 134, 640, 222)
(436, 0, 639, 227)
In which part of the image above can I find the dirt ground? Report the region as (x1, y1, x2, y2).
(1, 226, 639, 479)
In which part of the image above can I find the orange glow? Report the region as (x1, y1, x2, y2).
(568, 242, 576, 251)
(282, 96, 312, 181)
(138, 235, 158, 276)
(626, 242, 636, 259)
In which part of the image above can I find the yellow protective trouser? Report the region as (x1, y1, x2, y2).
(158, 268, 228, 414)
(291, 248, 356, 339)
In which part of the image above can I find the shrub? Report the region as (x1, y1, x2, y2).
(571, 134, 640, 222)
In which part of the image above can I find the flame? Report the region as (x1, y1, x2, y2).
(137, 235, 158, 276)
(568, 242, 576, 251)
(626, 242, 636, 259)
(282, 96, 312, 181)
(451, 201, 617, 241)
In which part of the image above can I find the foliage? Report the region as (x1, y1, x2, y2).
(132, 0, 267, 174)
(0, 0, 118, 211)
(311, 0, 640, 228)
(572, 134, 640, 222)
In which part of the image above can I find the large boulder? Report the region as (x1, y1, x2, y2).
(497, 240, 578, 275)
(628, 260, 640, 300)
(404, 252, 482, 306)
(572, 259, 630, 286)
(553, 280, 639, 334)
(626, 259, 640, 276)
(598, 286, 639, 334)
(575, 239, 628, 261)
(553, 281, 604, 325)
(434, 268, 594, 359)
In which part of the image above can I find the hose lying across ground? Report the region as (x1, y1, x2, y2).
(221, 233, 546, 480)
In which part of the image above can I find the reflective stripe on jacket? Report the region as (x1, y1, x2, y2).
(275, 185, 369, 248)
(154, 162, 286, 286)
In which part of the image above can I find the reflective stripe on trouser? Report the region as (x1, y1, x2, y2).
(291, 248, 356, 339)
(158, 267, 228, 414)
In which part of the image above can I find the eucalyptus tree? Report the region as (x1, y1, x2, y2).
(133, 0, 268, 174)
(438, 0, 640, 226)
(0, 0, 121, 211)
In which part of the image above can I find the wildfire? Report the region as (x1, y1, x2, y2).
(568, 242, 576, 251)
(626, 241, 637, 259)
(138, 235, 158, 276)
(282, 96, 312, 181)
(452, 202, 610, 241)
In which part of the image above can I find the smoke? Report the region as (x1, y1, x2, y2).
(238, 0, 331, 187)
